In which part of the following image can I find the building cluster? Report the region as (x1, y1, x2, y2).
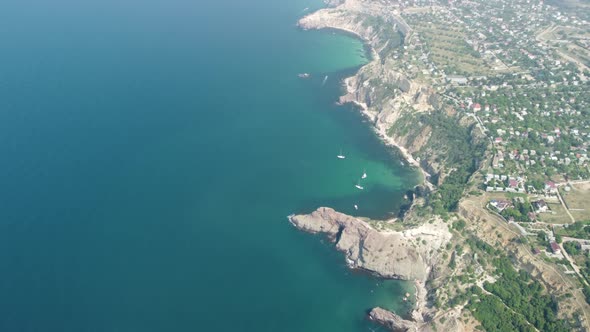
(394, 0, 590, 182)
(485, 173, 526, 193)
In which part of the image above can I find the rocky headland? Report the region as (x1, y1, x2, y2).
(289, 207, 453, 331)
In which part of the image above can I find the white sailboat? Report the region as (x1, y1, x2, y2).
(361, 169, 367, 179)
(337, 149, 346, 159)
(355, 179, 364, 190)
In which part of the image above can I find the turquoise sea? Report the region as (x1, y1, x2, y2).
(0, 0, 419, 331)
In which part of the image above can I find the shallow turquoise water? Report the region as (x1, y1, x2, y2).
(0, 0, 419, 331)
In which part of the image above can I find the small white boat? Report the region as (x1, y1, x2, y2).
(298, 73, 311, 79)
(361, 169, 367, 179)
(337, 148, 346, 159)
(355, 179, 364, 190)
(400, 161, 405, 166)
(354, 204, 358, 210)
(322, 75, 328, 86)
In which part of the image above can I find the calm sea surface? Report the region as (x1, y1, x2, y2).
(0, 0, 419, 331)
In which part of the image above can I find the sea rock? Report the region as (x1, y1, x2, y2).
(369, 307, 417, 332)
(288, 207, 451, 281)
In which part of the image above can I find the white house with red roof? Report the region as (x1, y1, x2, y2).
(544, 181, 557, 193)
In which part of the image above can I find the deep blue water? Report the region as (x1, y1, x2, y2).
(0, 0, 418, 331)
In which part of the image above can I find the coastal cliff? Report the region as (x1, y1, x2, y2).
(288, 207, 451, 281)
(368, 307, 417, 332)
(299, 0, 485, 188)
(294, 1, 488, 330)
(289, 208, 453, 331)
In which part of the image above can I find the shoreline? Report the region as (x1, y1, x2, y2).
(299, 15, 433, 189)
(297, 4, 435, 327)
(308, 26, 380, 62)
(345, 98, 432, 187)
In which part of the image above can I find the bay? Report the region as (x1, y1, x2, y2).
(0, 0, 419, 331)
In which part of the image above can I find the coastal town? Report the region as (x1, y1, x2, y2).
(294, 0, 590, 330)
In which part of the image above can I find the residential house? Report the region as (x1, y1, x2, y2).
(490, 199, 512, 212)
(533, 200, 549, 213)
(550, 242, 561, 255)
(545, 181, 557, 193)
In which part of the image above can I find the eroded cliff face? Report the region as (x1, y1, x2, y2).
(288, 207, 451, 281)
(299, 0, 467, 184)
(294, 2, 479, 331)
(369, 307, 417, 332)
(339, 60, 443, 178)
(289, 207, 454, 331)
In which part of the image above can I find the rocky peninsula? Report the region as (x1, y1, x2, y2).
(289, 208, 452, 331)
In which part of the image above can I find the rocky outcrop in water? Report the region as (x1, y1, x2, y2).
(369, 307, 417, 332)
(289, 207, 453, 331)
